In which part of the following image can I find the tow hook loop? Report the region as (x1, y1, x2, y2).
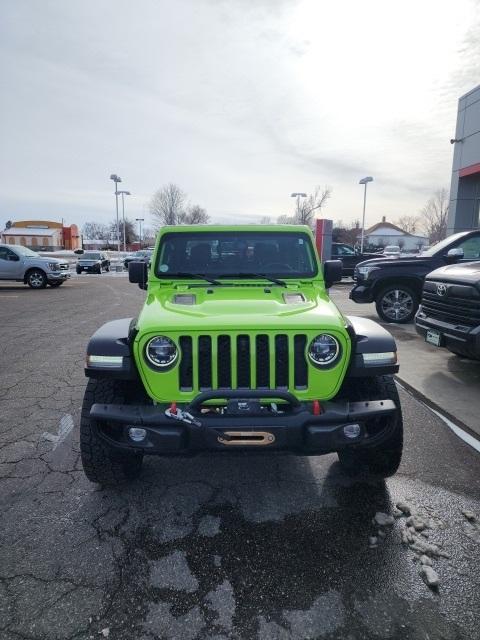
(312, 400, 321, 416)
(165, 405, 202, 427)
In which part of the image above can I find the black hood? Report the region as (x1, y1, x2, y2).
(356, 255, 432, 269)
(426, 262, 480, 288)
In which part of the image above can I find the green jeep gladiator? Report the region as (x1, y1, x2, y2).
(81, 225, 403, 485)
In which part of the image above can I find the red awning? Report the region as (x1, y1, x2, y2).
(459, 162, 480, 178)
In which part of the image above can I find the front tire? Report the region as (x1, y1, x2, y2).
(337, 375, 403, 478)
(375, 285, 419, 323)
(26, 269, 47, 289)
(80, 379, 144, 485)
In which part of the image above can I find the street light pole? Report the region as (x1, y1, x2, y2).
(136, 218, 144, 249)
(117, 191, 131, 252)
(359, 177, 373, 253)
(290, 192, 307, 221)
(109, 174, 122, 253)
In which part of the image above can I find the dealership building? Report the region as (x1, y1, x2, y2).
(448, 84, 480, 234)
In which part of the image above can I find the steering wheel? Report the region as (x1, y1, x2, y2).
(262, 262, 294, 271)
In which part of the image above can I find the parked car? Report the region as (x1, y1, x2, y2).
(80, 224, 402, 486)
(331, 243, 379, 277)
(76, 252, 110, 274)
(382, 245, 401, 258)
(415, 261, 480, 360)
(123, 249, 152, 270)
(349, 230, 480, 323)
(0, 243, 70, 288)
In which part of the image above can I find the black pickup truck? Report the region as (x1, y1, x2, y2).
(415, 262, 480, 360)
(350, 230, 480, 323)
(331, 243, 379, 277)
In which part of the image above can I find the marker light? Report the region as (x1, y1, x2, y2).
(87, 355, 123, 368)
(343, 423, 361, 439)
(128, 427, 146, 442)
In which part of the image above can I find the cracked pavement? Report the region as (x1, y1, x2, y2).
(1, 277, 480, 640)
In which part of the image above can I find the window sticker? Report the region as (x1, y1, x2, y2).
(159, 264, 169, 272)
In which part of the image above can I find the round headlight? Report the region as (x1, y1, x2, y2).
(145, 336, 178, 368)
(308, 334, 340, 366)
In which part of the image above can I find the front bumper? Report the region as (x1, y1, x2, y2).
(350, 283, 375, 303)
(90, 390, 397, 456)
(48, 271, 71, 281)
(77, 264, 101, 272)
(415, 307, 480, 357)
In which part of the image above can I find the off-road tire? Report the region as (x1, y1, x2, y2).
(375, 284, 419, 324)
(26, 268, 47, 289)
(337, 375, 403, 478)
(80, 378, 144, 485)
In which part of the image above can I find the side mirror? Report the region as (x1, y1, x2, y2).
(74, 249, 84, 255)
(323, 260, 343, 288)
(129, 260, 148, 290)
(445, 247, 464, 263)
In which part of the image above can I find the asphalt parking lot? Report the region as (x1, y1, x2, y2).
(1, 275, 480, 640)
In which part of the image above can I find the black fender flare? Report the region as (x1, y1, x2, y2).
(85, 317, 139, 380)
(345, 315, 399, 377)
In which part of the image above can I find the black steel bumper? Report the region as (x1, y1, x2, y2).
(350, 283, 375, 304)
(415, 308, 480, 357)
(89, 390, 397, 456)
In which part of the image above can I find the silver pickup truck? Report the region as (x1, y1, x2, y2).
(0, 243, 71, 288)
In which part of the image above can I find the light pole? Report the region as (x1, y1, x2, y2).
(136, 218, 144, 249)
(109, 174, 122, 253)
(359, 177, 373, 253)
(290, 192, 307, 222)
(117, 190, 131, 252)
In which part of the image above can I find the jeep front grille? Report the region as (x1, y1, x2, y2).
(178, 333, 308, 392)
(422, 281, 480, 327)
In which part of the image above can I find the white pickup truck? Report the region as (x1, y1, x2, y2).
(0, 243, 71, 288)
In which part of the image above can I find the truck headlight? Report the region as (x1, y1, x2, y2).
(308, 334, 340, 367)
(145, 336, 178, 368)
(356, 265, 379, 280)
(48, 262, 59, 271)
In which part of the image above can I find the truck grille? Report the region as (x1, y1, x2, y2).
(421, 281, 480, 327)
(178, 333, 309, 392)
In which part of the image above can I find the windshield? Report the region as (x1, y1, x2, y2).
(156, 231, 318, 279)
(420, 232, 469, 257)
(82, 252, 102, 260)
(14, 245, 39, 258)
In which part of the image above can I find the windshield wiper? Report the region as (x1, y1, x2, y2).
(216, 273, 287, 287)
(174, 272, 222, 286)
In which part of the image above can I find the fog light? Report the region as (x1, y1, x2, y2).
(128, 427, 146, 442)
(343, 423, 361, 439)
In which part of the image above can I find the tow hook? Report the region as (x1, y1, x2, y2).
(165, 403, 202, 427)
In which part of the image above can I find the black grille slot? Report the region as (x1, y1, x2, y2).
(256, 335, 270, 388)
(198, 336, 212, 389)
(179, 336, 193, 390)
(217, 335, 232, 388)
(237, 335, 251, 388)
(294, 335, 308, 388)
(275, 335, 289, 388)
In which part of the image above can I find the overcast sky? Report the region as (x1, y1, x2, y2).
(1, 0, 479, 233)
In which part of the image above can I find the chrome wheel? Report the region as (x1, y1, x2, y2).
(380, 289, 414, 321)
(27, 270, 46, 289)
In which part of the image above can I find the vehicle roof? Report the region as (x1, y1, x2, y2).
(158, 224, 313, 234)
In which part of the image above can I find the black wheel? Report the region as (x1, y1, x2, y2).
(76, 268, 81, 274)
(26, 269, 47, 289)
(96, 266, 102, 274)
(105, 265, 110, 272)
(49, 281, 63, 287)
(80, 378, 144, 485)
(375, 285, 419, 323)
(337, 375, 403, 478)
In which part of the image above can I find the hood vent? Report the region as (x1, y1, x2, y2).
(173, 294, 196, 305)
(283, 293, 305, 304)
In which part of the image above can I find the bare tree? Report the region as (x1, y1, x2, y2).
(295, 186, 332, 228)
(332, 219, 360, 245)
(181, 205, 209, 225)
(420, 189, 449, 244)
(259, 216, 272, 224)
(396, 215, 419, 234)
(82, 221, 109, 240)
(150, 183, 187, 227)
(109, 218, 136, 245)
(276, 214, 295, 224)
